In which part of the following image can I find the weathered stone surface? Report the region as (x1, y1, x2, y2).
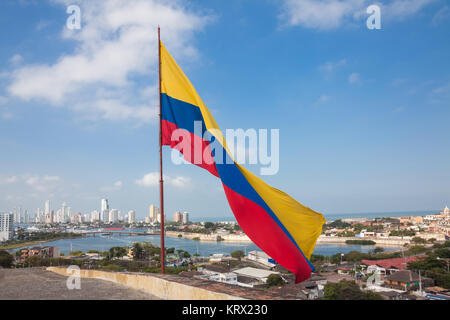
(0, 268, 159, 300)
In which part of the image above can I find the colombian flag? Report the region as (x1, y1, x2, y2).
(160, 42, 326, 283)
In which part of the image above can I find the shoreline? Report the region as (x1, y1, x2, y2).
(317, 235, 409, 246)
(1, 236, 83, 251)
(165, 231, 252, 243)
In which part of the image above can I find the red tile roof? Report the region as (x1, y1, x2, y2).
(361, 256, 424, 270)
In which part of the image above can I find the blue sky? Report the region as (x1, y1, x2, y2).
(0, 0, 449, 220)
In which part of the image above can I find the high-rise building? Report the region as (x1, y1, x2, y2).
(128, 210, 136, 224)
(71, 213, 81, 224)
(149, 205, 160, 223)
(24, 210, 29, 224)
(182, 211, 189, 224)
(91, 210, 100, 222)
(173, 211, 183, 223)
(0, 213, 14, 242)
(61, 202, 68, 223)
(44, 200, 50, 216)
(101, 199, 109, 222)
(108, 209, 119, 223)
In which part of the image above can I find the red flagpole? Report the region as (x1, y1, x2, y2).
(158, 26, 165, 274)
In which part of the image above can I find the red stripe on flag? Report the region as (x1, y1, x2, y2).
(222, 183, 313, 283)
(162, 120, 219, 177)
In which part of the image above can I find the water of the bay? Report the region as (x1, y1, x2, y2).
(10, 232, 400, 256)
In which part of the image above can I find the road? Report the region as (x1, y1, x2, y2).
(0, 268, 160, 300)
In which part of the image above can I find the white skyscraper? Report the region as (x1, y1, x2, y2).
(149, 205, 160, 223)
(109, 209, 119, 223)
(182, 211, 189, 224)
(101, 199, 109, 222)
(0, 213, 14, 242)
(61, 202, 68, 223)
(128, 210, 136, 224)
(91, 210, 100, 222)
(44, 200, 50, 215)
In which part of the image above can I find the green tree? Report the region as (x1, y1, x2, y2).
(326, 220, 351, 229)
(0, 250, 13, 268)
(109, 247, 127, 259)
(412, 237, 427, 244)
(323, 280, 383, 300)
(266, 274, 285, 287)
(407, 245, 429, 256)
(373, 247, 384, 254)
(231, 250, 245, 261)
(204, 222, 215, 229)
(131, 242, 144, 260)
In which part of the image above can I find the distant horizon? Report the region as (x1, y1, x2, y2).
(190, 208, 443, 223)
(4, 206, 445, 222)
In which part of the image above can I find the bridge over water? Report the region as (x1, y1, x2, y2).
(79, 230, 160, 236)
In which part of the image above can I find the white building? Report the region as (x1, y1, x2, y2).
(233, 267, 281, 284)
(182, 211, 189, 224)
(173, 211, 183, 223)
(0, 213, 14, 242)
(101, 199, 109, 222)
(149, 205, 160, 223)
(128, 210, 136, 224)
(91, 210, 100, 222)
(44, 200, 50, 216)
(247, 250, 277, 268)
(109, 209, 119, 223)
(71, 213, 82, 224)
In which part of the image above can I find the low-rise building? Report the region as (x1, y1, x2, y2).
(20, 246, 60, 261)
(384, 270, 433, 292)
(247, 250, 276, 268)
(361, 256, 424, 274)
(232, 267, 281, 284)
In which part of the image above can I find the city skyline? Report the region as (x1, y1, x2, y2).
(0, 0, 449, 218)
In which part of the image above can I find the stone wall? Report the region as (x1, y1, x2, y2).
(46, 267, 245, 300)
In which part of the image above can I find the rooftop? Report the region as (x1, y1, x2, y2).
(385, 270, 430, 283)
(361, 256, 424, 270)
(233, 267, 280, 279)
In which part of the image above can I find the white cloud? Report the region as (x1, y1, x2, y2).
(393, 106, 406, 113)
(9, 54, 24, 66)
(348, 72, 360, 84)
(0, 176, 18, 184)
(1, 110, 14, 120)
(318, 95, 330, 103)
(25, 176, 40, 186)
(101, 180, 123, 192)
(385, 0, 436, 20)
(0, 174, 63, 193)
(44, 175, 61, 182)
(279, 0, 435, 30)
(7, 0, 212, 124)
(432, 5, 450, 26)
(319, 59, 347, 73)
(432, 82, 450, 94)
(136, 172, 190, 188)
(36, 20, 51, 31)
